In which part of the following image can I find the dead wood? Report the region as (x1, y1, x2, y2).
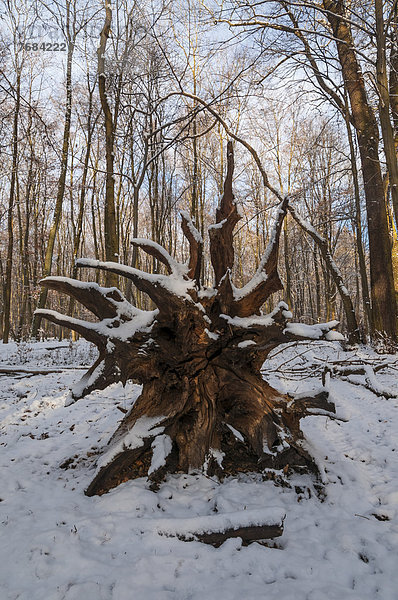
(171, 522, 284, 547)
(323, 362, 398, 398)
(180, 210, 203, 285)
(36, 142, 342, 496)
(0, 366, 86, 375)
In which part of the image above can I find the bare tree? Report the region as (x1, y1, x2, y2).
(31, 0, 92, 337)
(213, 0, 396, 342)
(97, 0, 118, 285)
(0, 0, 35, 342)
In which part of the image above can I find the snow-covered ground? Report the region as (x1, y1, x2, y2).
(0, 339, 397, 600)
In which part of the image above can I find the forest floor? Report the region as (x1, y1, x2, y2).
(0, 339, 397, 600)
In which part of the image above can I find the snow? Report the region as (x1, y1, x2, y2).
(209, 448, 225, 469)
(221, 301, 290, 329)
(42, 276, 116, 292)
(221, 312, 274, 328)
(232, 271, 268, 301)
(237, 340, 256, 348)
(284, 320, 344, 340)
(289, 207, 323, 240)
(0, 338, 98, 368)
(148, 434, 173, 476)
(197, 287, 217, 299)
(76, 259, 195, 301)
(180, 210, 203, 244)
(226, 424, 245, 442)
(41, 276, 139, 320)
(97, 415, 166, 470)
(325, 330, 345, 341)
(208, 218, 227, 230)
(35, 307, 159, 343)
(205, 328, 219, 341)
(106, 310, 158, 342)
(1, 340, 398, 599)
(70, 360, 105, 403)
(154, 507, 285, 538)
(194, 302, 206, 313)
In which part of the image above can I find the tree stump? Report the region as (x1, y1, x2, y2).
(36, 142, 342, 496)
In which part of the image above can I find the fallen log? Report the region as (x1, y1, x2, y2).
(174, 522, 284, 547)
(323, 363, 398, 398)
(154, 508, 285, 547)
(0, 366, 87, 376)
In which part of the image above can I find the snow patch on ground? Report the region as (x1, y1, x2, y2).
(0, 340, 397, 599)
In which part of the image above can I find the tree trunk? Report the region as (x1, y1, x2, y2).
(283, 217, 292, 308)
(97, 0, 118, 286)
(68, 81, 95, 322)
(17, 134, 33, 340)
(3, 71, 20, 343)
(323, 0, 397, 341)
(31, 33, 74, 338)
(375, 0, 398, 232)
(343, 100, 372, 333)
(313, 244, 321, 322)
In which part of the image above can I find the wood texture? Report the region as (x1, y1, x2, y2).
(37, 142, 338, 497)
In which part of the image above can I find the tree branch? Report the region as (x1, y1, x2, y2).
(34, 309, 106, 347)
(209, 141, 242, 285)
(288, 202, 360, 344)
(232, 197, 289, 317)
(130, 238, 184, 276)
(40, 276, 133, 321)
(180, 211, 203, 285)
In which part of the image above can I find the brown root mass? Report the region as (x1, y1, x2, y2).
(36, 142, 337, 496)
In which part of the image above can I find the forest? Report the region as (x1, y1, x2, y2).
(1, 0, 397, 347)
(1, 2, 398, 599)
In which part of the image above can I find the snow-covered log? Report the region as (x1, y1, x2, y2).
(155, 508, 285, 546)
(323, 362, 398, 398)
(36, 142, 342, 496)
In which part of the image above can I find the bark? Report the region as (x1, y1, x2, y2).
(0, 367, 86, 376)
(391, 213, 398, 298)
(283, 217, 292, 308)
(17, 119, 34, 339)
(323, 0, 397, 340)
(343, 100, 372, 332)
(313, 245, 321, 322)
(375, 0, 398, 232)
(165, 521, 284, 547)
(124, 117, 150, 303)
(389, 1, 398, 158)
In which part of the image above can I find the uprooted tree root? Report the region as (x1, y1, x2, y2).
(37, 142, 341, 497)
